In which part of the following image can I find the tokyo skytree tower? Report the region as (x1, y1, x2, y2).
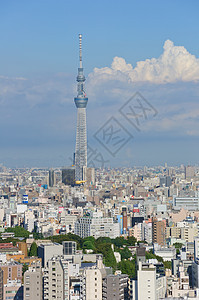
(74, 34, 88, 181)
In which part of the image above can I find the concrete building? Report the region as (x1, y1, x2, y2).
(49, 169, 56, 187)
(153, 244, 176, 262)
(1, 262, 22, 285)
(37, 243, 63, 267)
(192, 259, 199, 288)
(194, 237, 199, 261)
(43, 256, 69, 300)
(84, 268, 103, 300)
(102, 274, 129, 300)
(173, 196, 199, 211)
(3, 279, 23, 300)
(185, 166, 195, 179)
(83, 167, 95, 185)
(63, 241, 77, 256)
(75, 217, 120, 239)
(152, 219, 165, 246)
(24, 263, 42, 300)
(132, 262, 166, 300)
(62, 168, 75, 186)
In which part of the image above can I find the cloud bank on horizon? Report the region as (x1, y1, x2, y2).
(88, 40, 199, 84)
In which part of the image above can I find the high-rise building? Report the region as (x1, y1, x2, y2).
(152, 219, 165, 246)
(49, 169, 55, 187)
(62, 167, 75, 186)
(84, 268, 102, 300)
(74, 34, 88, 181)
(132, 262, 166, 300)
(43, 256, 69, 300)
(102, 274, 129, 300)
(24, 262, 42, 300)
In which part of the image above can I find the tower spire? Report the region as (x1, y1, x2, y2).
(79, 34, 82, 68)
(76, 34, 86, 98)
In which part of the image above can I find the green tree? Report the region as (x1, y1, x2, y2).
(163, 261, 172, 269)
(145, 250, 163, 262)
(95, 243, 117, 269)
(112, 237, 127, 248)
(83, 240, 95, 250)
(29, 242, 38, 257)
(95, 237, 112, 245)
(117, 259, 136, 278)
(49, 233, 83, 249)
(126, 236, 137, 246)
(5, 226, 30, 238)
(119, 247, 132, 260)
(173, 243, 183, 255)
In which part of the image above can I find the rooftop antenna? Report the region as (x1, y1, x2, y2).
(79, 34, 82, 68)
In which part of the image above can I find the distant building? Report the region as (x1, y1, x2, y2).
(37, 243, 63, 267)
(185, 166, 195, 179)
(159, 176, 172, 187)
(62, 167, 75, 186)
(173, 196, 199, 211)
(62, 241, 77, 256)
(152, 219, 165, 246)
(75, 217, 120, 239)
(48, 169, 55, 187)
(83, 167, 95, 185)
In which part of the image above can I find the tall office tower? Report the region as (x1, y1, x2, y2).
(49, 169, 55, 187)
(62, 167, 75, 186)
(74, 34, 88, 181)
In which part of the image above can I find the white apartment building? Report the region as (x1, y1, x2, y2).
(173, 196, 199, 210)
(132, 262, 166, 300)
(84, 268, 103, 300)
(75, 217, 120, 239)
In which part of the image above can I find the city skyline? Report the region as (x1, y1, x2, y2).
(0, 1, 199, 167)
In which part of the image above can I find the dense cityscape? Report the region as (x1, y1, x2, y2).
(0, 164, 199, 299)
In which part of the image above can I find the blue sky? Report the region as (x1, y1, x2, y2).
(0, 0, 199, 167)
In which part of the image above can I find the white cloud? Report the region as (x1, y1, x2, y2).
(88, 40, 199, 84)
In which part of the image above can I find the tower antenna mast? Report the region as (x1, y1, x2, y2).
(79, 34, 82, 68)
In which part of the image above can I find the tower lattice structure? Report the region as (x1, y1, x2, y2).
(74, 34, 88, 181)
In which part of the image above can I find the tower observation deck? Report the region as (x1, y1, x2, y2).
(74, 34, 88, 181)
